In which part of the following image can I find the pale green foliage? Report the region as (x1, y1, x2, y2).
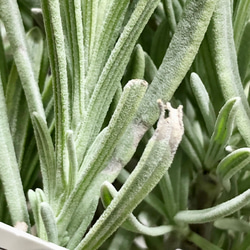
(0, 0, 250, 249)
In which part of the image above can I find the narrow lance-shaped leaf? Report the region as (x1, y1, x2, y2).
(237, 21, 250, 82)
(144, 52, 157, 83)
(26, 27, 44, 82)
(190, 72, 216, 135)
(233, 0, 250, 51)
(182, 113, 205, 164)
(208, 0, 250, 146)
(122, 44, 145, 85)
(6, 27, 44, 169)
(40, 202, 58, 244)
(65, 192, 100, 249)
(174, 189, 250, 224)
(66, 130, 78, 193)
(159, 172, 177, 222)
(150, 18, 171, 68)
(82, 0, 99, 71)
(83, 0, 129, 99)
(75, 0, 161, 163)
(57, 80, 148, 234)
(75, 101, 184, 250)
(60, 0, 85, 129)
(28, 189, 47, 240)
(214, 218, 250, 233)
(172, 0, 183, 23)
(40, 0, 69, 192)
(0, 24, 8, 88)
(204, 97, 239, 169)
(118, 168, 167, 217)
(106, 0, 219, 176)
(180, 135, 203, 170)
(216, 148, 250, 191)
(101, 181, 174, 236)
(32, 112, 56, 203)
(0, 0, 46, 120)
(136, 0, 219, 128)
(5, 64, 27, 167)
(0, 75, 30, 227)
(163, 0, 177, 32)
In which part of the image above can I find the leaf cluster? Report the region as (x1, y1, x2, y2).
(0, 0, 250, 249)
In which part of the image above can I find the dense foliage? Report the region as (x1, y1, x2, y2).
(0, 0, 250, 249)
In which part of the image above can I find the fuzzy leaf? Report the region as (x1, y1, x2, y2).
(204, 98, 239, 169)
(174, 189, 250, 224)
(182, 113, 205, 164)
(83, 0, 130, 98)
(150, 18, 171, 68)
(28, 189, 47, 240)
(208, 0, 250, 146)
(237, 21, 250, 82)
(75, 102, 184, 250)
(214, 218, 250, 232)
(66, 130, 78, 193)
(0, 25, 8, 88)
(6, 27, 43, 168)
(144, 52, 157, 83)
(41, 0, 69, 192)
(75, 0, 161, 163)
(122, 44, 146, 85)
(32, 112, 56, 202)
(57, 79, 148, 235)
(5, 65, 29, 167)
(40, 202, 58, 244)
(101, 181, 174, 236)
(233, 0, 250, 51)
(59, 0, 85, 129)
(190, 72, 216, 135)
(163, 0, 177, 32)
(216, 148, 250, 191)
(107, 0, 220, 175)
(159, 172, 177, 221)
(66, 192, 99, 249)
(180, 135, 203, 170)
(0, 0, 46, 120)
(26, 27, 43, 82)
(0, 76, 30, 227)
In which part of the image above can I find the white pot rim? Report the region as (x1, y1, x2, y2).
(0, 222, 67, 250)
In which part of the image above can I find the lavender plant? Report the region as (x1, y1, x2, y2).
(0, 0, 250, 249)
